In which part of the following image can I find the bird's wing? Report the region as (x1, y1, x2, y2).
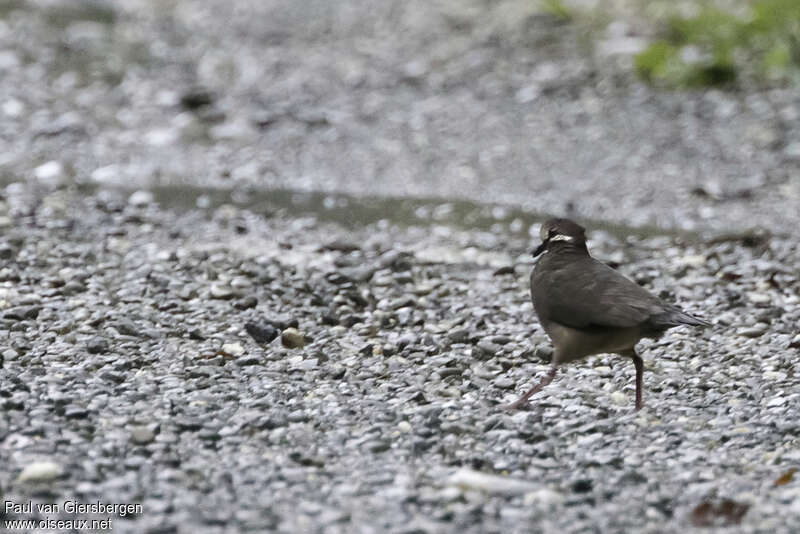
(533, 257, 664, 330)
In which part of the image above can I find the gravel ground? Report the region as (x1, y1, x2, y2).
(1, 185, 799, 533)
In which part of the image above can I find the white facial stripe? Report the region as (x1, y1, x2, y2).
(549, 234, 574, 242)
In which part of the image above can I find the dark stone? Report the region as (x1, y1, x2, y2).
(533, 345, 553, 363)
(115, 319, 141, 337)
(180, 88, 215, 110)
(618, 471, 647, 485)
(235, 355, 262, 366)
(198, 428, 221, 441)
(0, 245, 15, 259)
(325, 271, 353, 285)
(100, 371, 126, 384)
(174, 417, 203, 431)
(342, 290, 369, 308)
(325, 365, 346, 380)
(65, 405, 89, 419)
(86, 337, 109, 354)
(321, 313, 339, 326)
(475, 340, 502, 359)
(339, 315, 361, 328)
(263, 315, 298, 330)
(244, 322, 278, 344)
(61, 281, 87, 295)
(397, 334, 418, 350)
(365, 440, 391, 453)
(289, 451, 325, 467)
(3, 306, 42, 321)
(390, 295, 416, 309)
(448, 328, 471, 344)
(393, 271, 414, 284)
(258, 415, 288, 430)
(319, 239, 361, 253)
(571, 479, 593, 493)
(234, 296, 258, 310)
(188, 329, 205, 341)
(493, 265, 515, 276)
(144, 523, 178, 534)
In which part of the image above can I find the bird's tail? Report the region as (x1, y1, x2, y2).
(651, 307, 712, 328)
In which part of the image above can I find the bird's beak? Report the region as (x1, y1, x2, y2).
(531, 241, 547, 257)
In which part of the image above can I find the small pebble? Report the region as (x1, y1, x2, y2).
(209, 283, 235, 299)
(738, 323, 768, 338)
(221, 342, 245, 357)
(16, 461, 64, 483)
(128, 190, 154, 207)
(448, 328, 471, 344)
(494, 376, 515, 389)
(130, 426, 156, 445)
(476, 340, 501, 358)
(610, 391, 628, 406)
(281, 328, 306, 349)
(746, 292, 771, 305)
(86, 337, 109, 354)
(448, 469, 537, 495)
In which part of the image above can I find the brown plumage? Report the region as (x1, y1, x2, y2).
(504, 218, 710, 411)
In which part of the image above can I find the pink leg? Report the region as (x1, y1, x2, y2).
(502, 366, 558, 410)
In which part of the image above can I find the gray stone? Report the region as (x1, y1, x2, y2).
(130, 426, 156, 445)
(475, 340, 502, 359)
(448, 328, 471, 344)
(86, 337, 109, 354)
(493, 376, 516, 389)
(737, 323, 768, 338)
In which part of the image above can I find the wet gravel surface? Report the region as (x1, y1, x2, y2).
(1, 185, 799, 533)
(1, 0, 799, 233)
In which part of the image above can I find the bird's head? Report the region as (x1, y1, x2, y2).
(532, 218, 587, 257)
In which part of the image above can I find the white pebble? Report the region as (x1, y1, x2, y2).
(16, 461, 64, 483)
(610, 391, 628, 406)
(221, 343, 245, 357)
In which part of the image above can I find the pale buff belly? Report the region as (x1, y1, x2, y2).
(543, 322, 644, 365)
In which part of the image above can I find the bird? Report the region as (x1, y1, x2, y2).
(504, 218, 710, 411)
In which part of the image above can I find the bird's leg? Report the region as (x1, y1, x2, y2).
(620, 349, 644, 411)
(633, 354, 643, 410)
(502, 365, 558, 411)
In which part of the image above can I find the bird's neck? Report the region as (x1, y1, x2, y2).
(548, 241, 589, 256)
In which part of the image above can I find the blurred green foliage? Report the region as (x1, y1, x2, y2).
(635, 0, 800, 87)
(540, 0, 573, 21)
